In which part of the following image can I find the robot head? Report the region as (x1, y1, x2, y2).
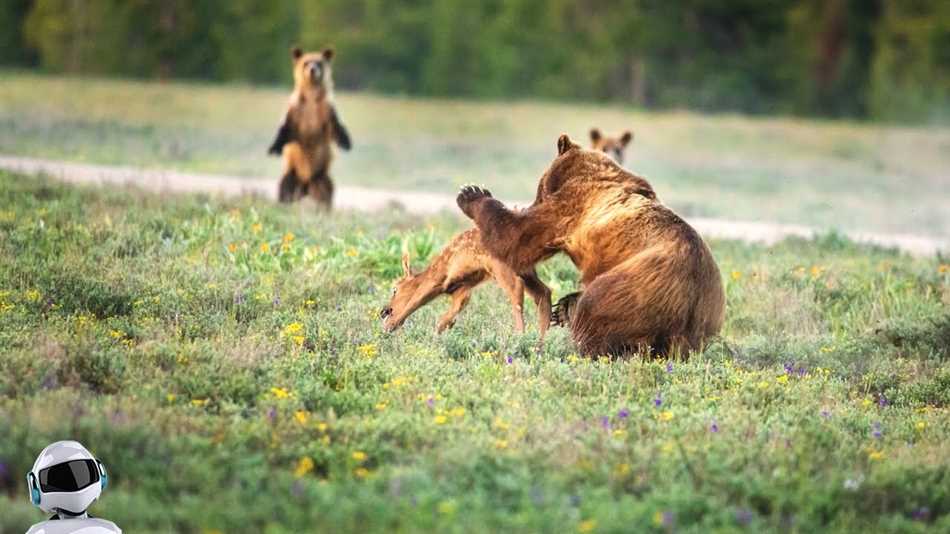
(26, 441, 108, 516)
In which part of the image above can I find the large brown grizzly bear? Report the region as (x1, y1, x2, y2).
(268, 47, 351, 208)
(456, 134, 724, 357)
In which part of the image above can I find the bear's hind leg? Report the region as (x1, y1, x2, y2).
(278, 172, 299, 203)
(308, 174, 334, 210)
(552, 292, 582, 328)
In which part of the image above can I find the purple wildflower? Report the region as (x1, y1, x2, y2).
(878, 395, 888, 408)
(426, 396, 435, 409)
(911, 506, 930, 521)
(662, 511, 675, 527)
(710, 420, 719, 433)
(618, 408, 630, 419)
(267, 406, 277, 422)
(735, 508, 754, 526)
(872, 421, 882, 440)
(797, 367, 807, 378)
(666, 362, 673, 373)
(0, 461, 8, 479)
(784, 362, 794, 374)
(820, 409, 831, 419)
(654, 393, 662, 408)
(506, 356, 513, 364)
(601, 416, 611, 430)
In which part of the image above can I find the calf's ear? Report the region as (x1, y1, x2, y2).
(401, 253, 412, 277)
(589, 128, 602, 144)
(620, 130, 633, 146)
(322, 48, 335, 62)
(557, 134, 578, 156)
(291, 47, 303, 60)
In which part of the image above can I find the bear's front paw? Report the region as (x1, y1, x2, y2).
(456, 184, 492, 218)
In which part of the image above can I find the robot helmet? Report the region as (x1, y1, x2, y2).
(27, 441, 108, 516)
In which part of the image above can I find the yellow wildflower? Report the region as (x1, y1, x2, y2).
(294, 410, 309, 425)
(915, 421, 927, 431)
(345, 247, 359, 257)
(354, 467, 370, 479)
(653, 511, 664, 526)
(658, 410, 674, 422)
(166, 393, 176, 403)
(227, 243, 237, 253)
(282, 232, 295, 243)
(25, 289, 41, 302)
(375, 402, 388, 411)
(358, 343, 378, 358)
(294, 456, 314, 477)
(493, 417, 510, 431)
(449, 407, 466, 418)
(867, 450, 885, 461)
(614, 463, 631, 477)
(861, 398, 873, 408)
(434, 415, 448, 425)
(494, 439, 508, 450)
(351, 451, 367, 462)
(109, 330, 124, 339)
(191, 398, 209, 407)
(613, 429, 627, 438)
(283, 322, 304, 336)
(260, 242, 270, 253)
(251, 222, 262, 234)
(731, 270, 742, 281)
(578, 519, 597, 533)
(757, 380, 770, 390)
(292, 335, 305, 346)
(271, 387, 291, 399)
(776, 374, 789, 385)
(438, 500, 457, 515)
(938, 264, 949, 274)
(810, 265, 823, 278)
(316, 422, 328, 433)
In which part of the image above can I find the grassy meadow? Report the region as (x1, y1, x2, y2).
(2, 72, 950, 238)
(0, 171, 949, 532)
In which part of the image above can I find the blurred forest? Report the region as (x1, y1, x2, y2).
(2, 0, 948, 122)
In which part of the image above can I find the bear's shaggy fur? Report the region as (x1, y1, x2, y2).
(457, 134, 724, 357)
(268, 47, 351, 208)
(589, 128, 633, 165)
(380, 229, 551, 336)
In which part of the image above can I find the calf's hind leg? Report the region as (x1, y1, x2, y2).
(490, 259, 526, 333)
(522, 271, 552, 338)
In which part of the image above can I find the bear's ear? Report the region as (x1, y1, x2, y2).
(620, 130, 633, 146)
(589, 128, 602, 144)
(401, 252, 412, 277)
(291, 47, 303, 61)
(322, 47, 335, 62)
(557, 134, 578, 156)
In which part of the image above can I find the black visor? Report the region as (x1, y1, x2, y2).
(39, 459, 99, 493)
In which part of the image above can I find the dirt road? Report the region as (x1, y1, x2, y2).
(2, 155, 946, 256)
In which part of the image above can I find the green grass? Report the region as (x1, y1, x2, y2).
(1, 171, 949, 532)
(2, 71, 950, 237)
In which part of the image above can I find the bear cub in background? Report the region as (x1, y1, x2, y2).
(268, 47, 351, 208)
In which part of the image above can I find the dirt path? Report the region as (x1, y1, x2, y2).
(2, 155, 946, 256)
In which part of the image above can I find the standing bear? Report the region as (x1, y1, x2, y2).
(456, 134, 725, 357)
(268, 47, 351, 208)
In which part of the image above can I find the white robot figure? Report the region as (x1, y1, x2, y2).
(25, 440, 121, 534)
